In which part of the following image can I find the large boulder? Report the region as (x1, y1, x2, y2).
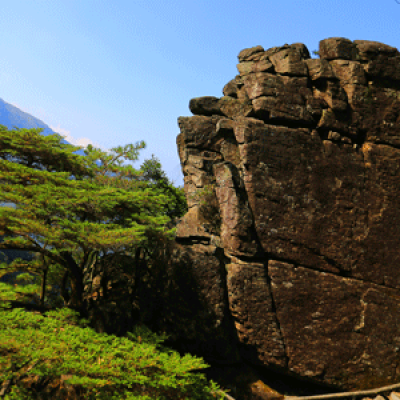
(173, 38, 400, 392)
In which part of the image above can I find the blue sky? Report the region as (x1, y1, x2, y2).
(0, 1, 399, 186)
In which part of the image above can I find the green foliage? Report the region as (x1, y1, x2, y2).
(312, 50, 320, 57)
(0, 276, 41, 309)
(0, 125, 187, 309)
(139, 155, 187, 223)
(0, 284, 225, 399)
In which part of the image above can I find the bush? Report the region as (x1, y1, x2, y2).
(0, 283, 225, 400)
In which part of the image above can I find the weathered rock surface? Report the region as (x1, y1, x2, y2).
(174, 38, 400, 392)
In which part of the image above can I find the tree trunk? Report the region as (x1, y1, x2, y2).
(60, 251, 85, 314)
(61, 270, 70, 305)
(40, 266, 48, 308)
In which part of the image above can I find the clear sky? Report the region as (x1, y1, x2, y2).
(0, 1, 399, 186)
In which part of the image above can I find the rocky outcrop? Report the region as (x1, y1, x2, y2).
(174, 38, 400, 392)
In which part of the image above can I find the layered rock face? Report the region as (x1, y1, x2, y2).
(175, 38, 400, 391)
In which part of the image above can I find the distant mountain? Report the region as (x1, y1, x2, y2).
(0, 98, 56, 136)
(0, 98, 85, 156)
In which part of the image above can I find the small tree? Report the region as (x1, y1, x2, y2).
(0, 126, 184, 313)
(140, 155, 187, 223)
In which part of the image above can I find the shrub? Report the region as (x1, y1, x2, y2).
(0, 283, 225, 399)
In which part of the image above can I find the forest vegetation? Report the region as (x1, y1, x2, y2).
(0, 126, 225, 399)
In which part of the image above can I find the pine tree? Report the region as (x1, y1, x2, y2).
(0, 126, 184, 313)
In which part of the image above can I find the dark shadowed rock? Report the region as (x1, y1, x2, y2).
(268, 44, 309, 76)
(319, 37, 358, 61)
(238, 45, 266, 62)
(354, 40, 398, 60)
(306, 58, 336, 80)
(237, 59, 275, 76)
(223, 76, 240, 97)
(189, 96, 224, 116)
(173, 37, 400, 393)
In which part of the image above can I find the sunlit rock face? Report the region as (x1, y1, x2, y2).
(174, 38, 400, 391)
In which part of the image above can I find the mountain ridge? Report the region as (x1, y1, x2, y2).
(0, 97, 86, 157)
(0, 98, 57, 136)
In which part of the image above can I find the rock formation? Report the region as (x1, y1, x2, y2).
(174, 38, 400, 392)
